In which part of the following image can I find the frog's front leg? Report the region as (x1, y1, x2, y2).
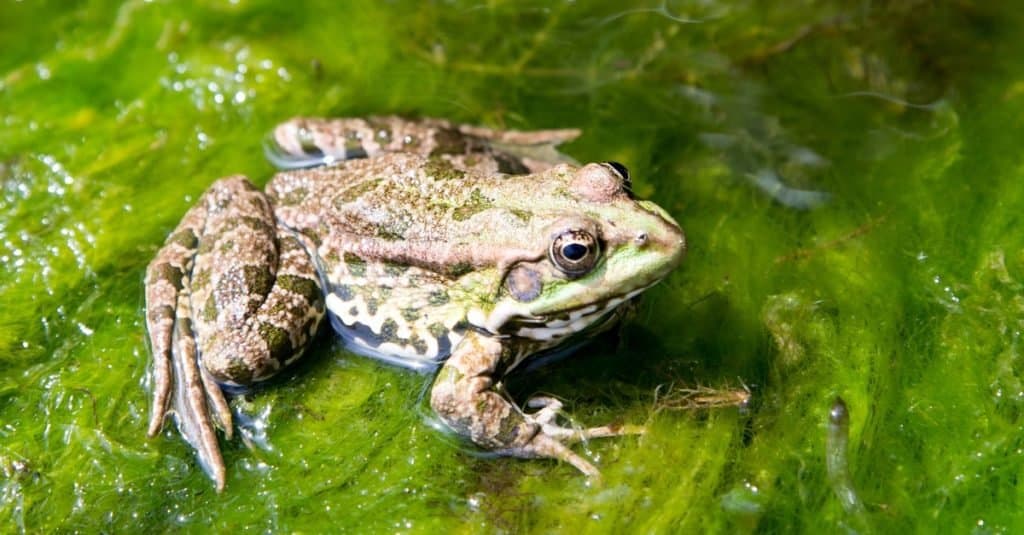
(430, 331, 636, 477)
(146, 177, 324, 491)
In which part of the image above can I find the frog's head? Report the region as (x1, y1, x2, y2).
(474, 162, 685, 341)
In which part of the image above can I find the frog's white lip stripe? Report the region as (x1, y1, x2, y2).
(475, 282, 657, 334)
(471, 284, 653, 343)
(511, 287, 647, 342)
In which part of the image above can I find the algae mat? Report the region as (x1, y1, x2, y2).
(3, 1, 1024, 532)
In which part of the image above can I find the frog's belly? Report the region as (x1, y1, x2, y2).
(325, 293, 464, 372)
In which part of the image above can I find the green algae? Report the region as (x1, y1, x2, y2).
(3, 0, 1024, 532)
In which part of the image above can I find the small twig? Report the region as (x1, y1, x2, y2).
(742, 15, 850, 66)
(654, 381, 752, 412)
(774, 212, 888, 264)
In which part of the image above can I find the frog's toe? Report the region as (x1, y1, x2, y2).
(504, 432, 601, 479)
(169, 313, 228, 491)
(525, 395, 564, 426)
(525, 396, 644, 443)
(201, 367, 233, 440)
(146, 348, 172, 437)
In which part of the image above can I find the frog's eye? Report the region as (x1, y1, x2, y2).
(549, 229, 600, 278)
(602, 161, 633, 196)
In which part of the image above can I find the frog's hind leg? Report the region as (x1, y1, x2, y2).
(457, 123, 582, 172)
(146, 176, 325, 491)
(264, 116, 583, 173)
(145, 197, 231, 488)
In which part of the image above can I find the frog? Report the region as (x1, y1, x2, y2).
(145, 115, 686, 491)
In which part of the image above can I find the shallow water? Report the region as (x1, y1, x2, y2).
(3, 1, 1024, 531)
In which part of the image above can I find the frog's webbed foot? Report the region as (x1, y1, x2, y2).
(525, 396, 645, 444)
(505, 396, 641, 478)
(430, 332, 636, 478)
(145, 177, 325, 491)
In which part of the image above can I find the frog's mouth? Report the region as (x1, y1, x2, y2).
(487, 285, 652, 342)
(491, 287, 649, 374)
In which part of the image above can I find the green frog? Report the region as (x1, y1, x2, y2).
(145, 116, 686, 491)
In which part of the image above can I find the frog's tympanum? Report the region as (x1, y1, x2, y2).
(145, 116, 686, 490)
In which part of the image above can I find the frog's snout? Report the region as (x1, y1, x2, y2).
(634, 200, 687, 276)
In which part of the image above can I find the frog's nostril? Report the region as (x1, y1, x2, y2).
(634, 231, 648, 246)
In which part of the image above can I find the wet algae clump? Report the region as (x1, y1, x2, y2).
(3, 1, 1024, 532)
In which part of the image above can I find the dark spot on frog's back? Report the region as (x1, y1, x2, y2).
(243, 265, 274, 297)
(197, 237, 217, 255)
(375, 225, 405, 241)
(275, 186, 309, 206)
(423, 157, 466, 181)
(334, 178, 382, 207)
(452, 189, 493, 222)
(259, 321, 294, 363)
(510, 208, 532, 223)
(192, 267, 210, 289)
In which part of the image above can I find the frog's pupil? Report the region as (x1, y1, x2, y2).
(562, 243, 588, 261)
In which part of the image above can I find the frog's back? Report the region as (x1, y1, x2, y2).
(263, 152, 652, 372)
(265, 153, 524, 371)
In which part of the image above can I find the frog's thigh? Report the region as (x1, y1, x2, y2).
(189, 178, 325, 386)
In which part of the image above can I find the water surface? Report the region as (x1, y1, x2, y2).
(2, 1, 1023, 532)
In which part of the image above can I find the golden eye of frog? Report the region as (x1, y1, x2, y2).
(144, 116, 686, 490)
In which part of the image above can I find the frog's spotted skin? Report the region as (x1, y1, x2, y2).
(146, 116, 686, 491)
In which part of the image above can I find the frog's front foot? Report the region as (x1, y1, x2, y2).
(145, 177, 325, 491)
(430, 332, 640, 478)
(526, 395, 644, 443)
